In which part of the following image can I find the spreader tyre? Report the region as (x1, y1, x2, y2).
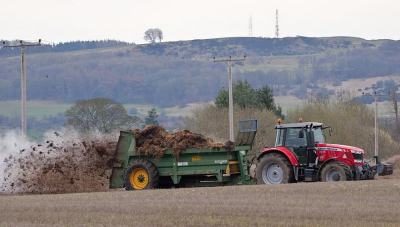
(255, 153, 294, 184)
(320, 161, 352, 182)
(124, 159, 159, 190)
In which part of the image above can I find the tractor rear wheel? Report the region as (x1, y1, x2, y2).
(124, 159, 159, 190)
(320, 161, 352, 182)
(255, 153, 294, 184)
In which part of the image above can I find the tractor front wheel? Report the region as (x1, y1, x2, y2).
(124, 159, 159, 190)
(255, 153, 294, 184)
(320, 161, 352, 182)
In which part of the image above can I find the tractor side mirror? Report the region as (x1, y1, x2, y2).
(299, 130, 304, 138)
(329, 128, 332, 136)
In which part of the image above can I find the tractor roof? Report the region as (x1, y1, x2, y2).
(275, 122, 323, 129)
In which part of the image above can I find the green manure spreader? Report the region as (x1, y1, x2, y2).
(109, 120, 258, 190)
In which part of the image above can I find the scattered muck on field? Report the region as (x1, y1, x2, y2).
(0, 130, 117, 194)
(0, 125, 229, 194)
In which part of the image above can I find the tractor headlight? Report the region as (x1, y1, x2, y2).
(351, 150, 364, 164)
(351, 150, 363, 154)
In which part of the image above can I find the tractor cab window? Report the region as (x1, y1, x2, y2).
(313, 127, 326, 144)
(285, 128, 307, 148)
(275, 129, 284, 147)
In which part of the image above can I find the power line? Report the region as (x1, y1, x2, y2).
(2, 39, 41, 139)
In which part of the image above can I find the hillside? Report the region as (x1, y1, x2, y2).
(0, 37, 400, 108)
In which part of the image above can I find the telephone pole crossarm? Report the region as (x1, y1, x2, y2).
(213, 58, 246, 63)
(3, 44, 42, 47)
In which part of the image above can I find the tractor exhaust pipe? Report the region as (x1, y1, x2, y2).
(307, 123, 317, 168)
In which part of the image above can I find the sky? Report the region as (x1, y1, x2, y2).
(1, 0, 399, 44)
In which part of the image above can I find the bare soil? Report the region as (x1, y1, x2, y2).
(1, 179, 400, 227)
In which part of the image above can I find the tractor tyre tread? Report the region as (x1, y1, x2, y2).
(320, 161, 352, 182)
(339, 162, 353, 181)
(124, 159, 159, 190)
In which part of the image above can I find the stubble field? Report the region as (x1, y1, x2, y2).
(1, 177, 400, 227)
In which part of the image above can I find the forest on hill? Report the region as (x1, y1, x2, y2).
(0, 37, 400, 107)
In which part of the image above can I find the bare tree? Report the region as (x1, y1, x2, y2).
(144, 29, 157, 43)
(144, 28, 163, 43)
(154, 28, 163, 42)
(65, 98, 142, 133)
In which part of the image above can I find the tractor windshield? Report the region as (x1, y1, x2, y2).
(313, 127, 325, 144)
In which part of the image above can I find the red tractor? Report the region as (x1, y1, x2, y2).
(255, 120, 393, 184)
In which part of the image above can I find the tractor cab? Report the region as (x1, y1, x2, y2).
(275, 122, 328, 166)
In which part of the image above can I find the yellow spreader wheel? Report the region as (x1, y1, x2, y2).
(124, 159, 159, 190)
(129, 168, 149, 189)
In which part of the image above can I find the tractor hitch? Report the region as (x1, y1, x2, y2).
(357, 156, 394, 180)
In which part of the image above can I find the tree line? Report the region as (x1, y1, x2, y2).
(0, 40, 132, 57)
(0, 38, 399, 107)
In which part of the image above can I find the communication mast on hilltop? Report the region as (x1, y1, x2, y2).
(249, 16, 253, 36)
(275, 9, 279, 38)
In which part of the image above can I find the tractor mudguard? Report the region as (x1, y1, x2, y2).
(258, 147, 299, 167)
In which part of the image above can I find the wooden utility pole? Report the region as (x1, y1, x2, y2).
(362, 91, 393, 163)
(213, 56, 246, 142)
(2, 39, 41, 139)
